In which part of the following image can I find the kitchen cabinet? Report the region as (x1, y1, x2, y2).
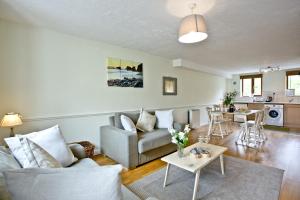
(284, 104, 300, 131)
(247, 103, 264, 120)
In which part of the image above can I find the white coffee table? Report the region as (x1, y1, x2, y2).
(161, 143, 228, 200)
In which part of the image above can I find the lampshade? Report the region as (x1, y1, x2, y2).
(0, 113, 23, 127)
(178, 14, 208, 44)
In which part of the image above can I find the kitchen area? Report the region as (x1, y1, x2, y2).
(227, 69, 300, 132)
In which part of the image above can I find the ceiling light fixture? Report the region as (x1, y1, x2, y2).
(178, 3, 208, 44)
(259, 66, 280, 73)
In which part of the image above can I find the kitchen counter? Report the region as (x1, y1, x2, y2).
(234, 101, 300, 105)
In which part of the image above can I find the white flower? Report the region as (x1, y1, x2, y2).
(178, 132, 186, 140)
(168, 127, 176, 135)
(171, 137, 178, 144)
(184, 124, 191, 133)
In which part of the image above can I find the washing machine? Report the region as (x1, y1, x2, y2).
(264, 104, 284, 126)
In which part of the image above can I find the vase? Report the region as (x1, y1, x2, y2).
(228, 104, 236, 113)
(177, 145, 184, 158)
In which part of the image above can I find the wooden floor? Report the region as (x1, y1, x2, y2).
(93, 125, 300, 200)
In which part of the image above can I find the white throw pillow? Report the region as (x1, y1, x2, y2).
(3, 165, 123, 200)
(120, 115, 137, 134)
(18, 136, 39, 168)
(136, 109, 156, 132)
(5, 125, 77, 167)
(155, 110, 174, 129)
(28, 139, 62, 168)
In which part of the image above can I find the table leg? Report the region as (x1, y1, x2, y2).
(244, 115, 249, 145)
(192, 170, 201, 200)
(163, 163, 170, 188)
(208, 117, 213, 137)
(220, 154, 225, 175)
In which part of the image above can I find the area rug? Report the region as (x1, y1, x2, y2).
(128, 156, 284, 200)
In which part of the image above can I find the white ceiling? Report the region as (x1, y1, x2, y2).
(0, 0, 300, 75)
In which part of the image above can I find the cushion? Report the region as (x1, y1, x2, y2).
(114, 112, 140, 129)
(70, 158, 99, 169)
(18, 137, 39, 168)
(5, 125, 77, 167)
(3, 165, 123, 200)
(0, 146, 21, 173)
(4, 136, 33, 168)
(0, 146, 21, 200)
(138, 129, 172, 153)
(136, 109, 156, 132)
(24, 138, 62, 168)
(155, 110, 174, 129)
(121, 115, 137, 134)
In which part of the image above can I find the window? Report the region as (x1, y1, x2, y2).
(286, 70, 300, 96)
(240, 74, 262, 96)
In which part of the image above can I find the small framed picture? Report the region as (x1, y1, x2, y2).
(163, 77, 177, 95)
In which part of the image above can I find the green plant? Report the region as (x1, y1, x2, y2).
(223, 91, 238, 106)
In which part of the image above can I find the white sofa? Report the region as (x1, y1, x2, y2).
(0, 145, 143, 200)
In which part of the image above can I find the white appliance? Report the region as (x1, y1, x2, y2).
(234, 103, 248, 122)
(188, 109, 201, 129)
(264, 104, 284, 126)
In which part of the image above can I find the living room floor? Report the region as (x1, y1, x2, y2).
(93, 124, 300, 200)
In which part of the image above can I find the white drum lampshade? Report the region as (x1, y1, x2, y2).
(178, 14, 208, 44)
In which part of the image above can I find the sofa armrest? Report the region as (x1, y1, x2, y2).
(100, 126, 138, 169)
(174, 122, 185, 131)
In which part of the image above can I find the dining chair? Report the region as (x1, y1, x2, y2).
(239, 110, 264, 148)
(213, 104, 233, 133)
(246, 108, 268, 143)
(206, 107, 229, 138)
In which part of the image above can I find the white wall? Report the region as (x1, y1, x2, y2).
(229, 71, 287, 95)
(0, 19, 226, 149)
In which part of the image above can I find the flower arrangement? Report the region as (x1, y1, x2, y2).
(169, 125, 191, 157)
(223, 90, 238, 106)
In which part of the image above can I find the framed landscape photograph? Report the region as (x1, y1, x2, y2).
(163, 76, 177, 95)
(107, 57, 143, 88)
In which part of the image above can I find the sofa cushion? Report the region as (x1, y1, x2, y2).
(23, 138, 62, 168)
(136, 110, 156, 132)
(5, 125, 78, 167)
(115, 112, 140, 129)
(70, 158, 99, 168)
(121, 115, 137, 134)
(155, 110, 174, 129)
(138, 129, 171, 153)
(3, 165, 123, 200)
(0, 146, 21, 200)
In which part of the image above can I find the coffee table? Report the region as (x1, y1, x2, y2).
(161, 143, 228, 200)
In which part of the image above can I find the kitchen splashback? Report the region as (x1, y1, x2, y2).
(235, 91, 300, 103)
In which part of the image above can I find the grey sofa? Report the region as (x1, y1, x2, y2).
(0, 144, 143, 200)
(100, 111, 183, 169)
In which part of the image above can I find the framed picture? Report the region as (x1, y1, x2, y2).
(163, 76, 177, 95)
(107, 57, 143, 88)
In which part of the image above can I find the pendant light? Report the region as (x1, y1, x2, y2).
(178, 3, 208, 44)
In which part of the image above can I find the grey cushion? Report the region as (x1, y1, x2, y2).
(0, 146, 21, 200)
(70, 158, 99, 168)
(68, 143, 87, 159)
(3, 165, 123, 200)
(138, 129, 172, 153)
(114, 112, 140, 129)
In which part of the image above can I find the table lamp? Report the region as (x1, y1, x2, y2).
(0, 113, 23, 137)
